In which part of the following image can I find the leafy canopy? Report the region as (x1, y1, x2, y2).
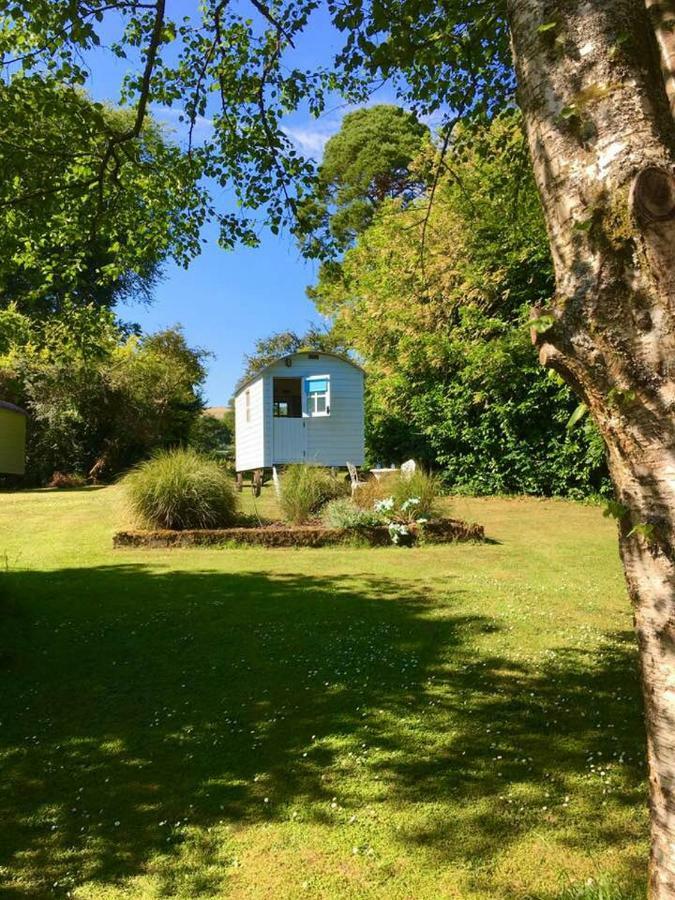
(312, 112, 608, 496)
(0, 304, 208, 483)
(240, 324, 349, 385)
(0, 0, 513, 261)
(0, 75, 208, 312)
(295, 104, 430, 257)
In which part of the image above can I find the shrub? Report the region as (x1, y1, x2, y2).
(321, 497, 384, 529)
(124, 447, 238, 530)
(278, 464, 349, 525)
(48, 471, 87, 489)
(189, 412, 234, 460)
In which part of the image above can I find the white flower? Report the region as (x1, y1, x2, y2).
(374, 497, 395, 512)
(401, 498, 420, 511)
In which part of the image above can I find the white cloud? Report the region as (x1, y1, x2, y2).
(282, 122, 339, 159)
(150, 105, 215, 142)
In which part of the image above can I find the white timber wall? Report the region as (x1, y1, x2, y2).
(234, 352, 365, 471)
(262, 354, 365, 468)
(234, 375, 265, 471)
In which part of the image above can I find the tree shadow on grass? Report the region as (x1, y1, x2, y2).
(0, 565, 646, 897)
(386, 630, 647, 897)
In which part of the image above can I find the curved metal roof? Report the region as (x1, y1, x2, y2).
(235, 350, 365, 396)
(0, 400, 27, 416)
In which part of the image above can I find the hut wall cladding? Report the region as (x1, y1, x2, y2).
(235, 376, 265, 472)
(0, 405, 26, 475)
(234, 352, 366, 472)
(262, 356, 365, 467)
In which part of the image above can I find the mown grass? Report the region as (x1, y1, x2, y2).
(0, 486, 647, 898)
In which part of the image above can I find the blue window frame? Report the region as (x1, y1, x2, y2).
(304, 376, 330, 416)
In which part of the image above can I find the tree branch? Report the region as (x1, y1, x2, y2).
(248, 0, 296, 48)
(417, 116, 460, 277)
(93, 0, 165, 225)
(1, 2, 157, 69)
(122, 0, 166, 141)
(186, 1, 229, 155)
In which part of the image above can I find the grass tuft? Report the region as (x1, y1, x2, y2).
(354, 469, 442, 520)
(558, 876, 640, 899)
(278, 464, 348, 524)
(123, 447, 237, 530)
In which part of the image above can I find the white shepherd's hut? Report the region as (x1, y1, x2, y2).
(234, 351, 365, 478)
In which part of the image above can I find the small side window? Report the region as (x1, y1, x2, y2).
(305, 376, 330, 417)
(245, 390, 251, 423)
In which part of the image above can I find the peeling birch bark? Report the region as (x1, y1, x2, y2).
(507, 1, 675, 895)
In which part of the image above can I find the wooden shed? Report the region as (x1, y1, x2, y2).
(234, 351, 365, 474)
(0, 401, 27, 475)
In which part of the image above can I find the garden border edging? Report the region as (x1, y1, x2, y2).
(113, 518, 484, 549)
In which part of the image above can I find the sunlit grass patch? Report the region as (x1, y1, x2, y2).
(0, 486, 647, 898)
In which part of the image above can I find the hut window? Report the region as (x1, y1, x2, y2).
(273, 378, 302, 417)
(245, 390, 251, 423)
(305, 376, 330, 416)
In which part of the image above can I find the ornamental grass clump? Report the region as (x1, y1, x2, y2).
(391, 469, 442, 520)
(124, 447, 238, 530)
(365, 469, 442, 544)
(354, 469, 442, 520)
(558, 877, 636, 900)
(279, 464, 349, 525)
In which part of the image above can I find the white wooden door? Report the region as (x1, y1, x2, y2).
(273, 418, 306, 463)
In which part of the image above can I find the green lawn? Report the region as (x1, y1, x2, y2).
(0, 487, 647, 898)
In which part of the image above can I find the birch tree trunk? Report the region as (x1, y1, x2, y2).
(506, 1, 675, 895)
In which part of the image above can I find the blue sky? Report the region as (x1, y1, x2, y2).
(83, 4, 386, 405)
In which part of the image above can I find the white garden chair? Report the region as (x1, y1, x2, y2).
(346, 461, 367, 495)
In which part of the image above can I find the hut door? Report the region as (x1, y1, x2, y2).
(272, 378, 306, 463)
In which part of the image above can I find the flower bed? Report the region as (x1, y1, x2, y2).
(113, 517, 484, 549)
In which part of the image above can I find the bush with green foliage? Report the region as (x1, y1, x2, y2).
(311, 111, 610, 498)
(321, 497, 384, 529)
(278, 464, 349, 525)
(124, 448, 237, 530)
(189, 412, 234, 460)
(0, 305, 207, 484)
(48, 472, 87, 490)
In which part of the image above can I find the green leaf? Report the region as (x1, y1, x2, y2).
(560, 104, 579, 120)
(527, 314, 555, 334)
(603, 500, 628, 520)
(607, 387, 636, 407)
(628, 522, 656, 541)
(566, 402, 588, 431)
(537, 22, 558, 33)
(573, 217, 594, 232)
